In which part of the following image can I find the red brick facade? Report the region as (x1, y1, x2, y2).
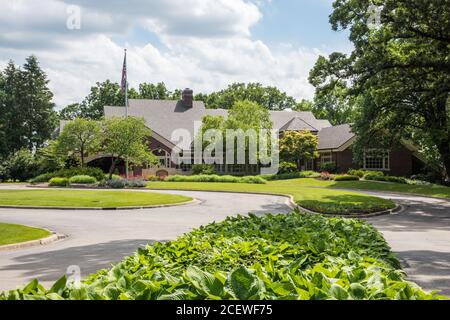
(318, 145, 418, 177)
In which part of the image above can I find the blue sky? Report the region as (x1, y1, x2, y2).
(0, 0, 353, 107)
(253, 0, 350, 50)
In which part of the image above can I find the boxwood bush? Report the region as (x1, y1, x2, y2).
(348, 169, 384, 179)
(166, 175, 266, 184)
(48, 177, 70, 187)
(30, 167, 106, 184)
(261, 171, 320, 181)
(364, 174, 408, 184)
(106, 178, 126, 189)
(69, 175, 97, 185)
(1, 212, 442, 300)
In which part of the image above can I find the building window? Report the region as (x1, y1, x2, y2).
(152, 149, 171, 168)
(364, 149, 390, 170)
(320, 152, 333, 164)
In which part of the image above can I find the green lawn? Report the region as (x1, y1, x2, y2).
(285, 178, 450, 199)
(0, 190, 192, 208)
(0, 223, 51, 246)
(148, 179, 395, 215)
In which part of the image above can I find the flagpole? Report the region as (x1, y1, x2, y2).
(124, 48, 129, 181)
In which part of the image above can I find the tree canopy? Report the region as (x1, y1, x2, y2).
(102, 117, 156, 178)
(309, 0, 450, 178)
(280, 131, 319, 169)
(56, 118, 102, 167)
(0, 56, 57, 158)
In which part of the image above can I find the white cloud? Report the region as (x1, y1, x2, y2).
(0, 0, 323, 108)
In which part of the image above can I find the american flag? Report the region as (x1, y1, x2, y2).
(121, 49, 127, 92)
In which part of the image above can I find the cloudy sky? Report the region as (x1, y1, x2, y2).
(0, 0, 352, 108)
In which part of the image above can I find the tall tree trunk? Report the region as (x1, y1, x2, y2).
(108, 157, 118, 180)
(431, 97, 450, 181)
(80, 145, 85, 168)
(437, 140, 450, 182)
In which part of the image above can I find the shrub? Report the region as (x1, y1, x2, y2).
(319, 162, 337, 173)
(126, 179, 147, 188)
(2, 212, 442, 300)
(319, 172, 333, 181)
(31, 167, 106, 184)
(261, 170, 320, 181)
(146, 175, 158, 182)
(1, 149, 38, 182)
(56, 167, 105, 182)
(278, 162, 298, 174)
(348, 169, 384, 179)
(69, 175, 97, 185)
(240, 176, 267, 184)
(334, 175, 360, 181)
(192, 164, 216, 175)
(29, 173, 56, 184)
(48, 177, 70, 187)
(166, 175, 266, 184)
(364, 174, 408, 184)
(106, 178, 126, 189)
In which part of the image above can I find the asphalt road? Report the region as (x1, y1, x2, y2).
(0, 190, 292, 291)
(0, 188, 449, 297)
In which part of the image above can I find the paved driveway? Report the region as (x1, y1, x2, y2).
(0, 190, 292, 291)
(0, 188, 449, 297)
(365, 192, 450, 296)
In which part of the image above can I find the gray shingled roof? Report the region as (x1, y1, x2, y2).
(280, 116, 318, 132)
(104, 99, 337, 150)
(318, 124, 355, 150)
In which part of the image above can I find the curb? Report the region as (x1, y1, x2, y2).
(150, 188, 298, 210)
(0, 199, 199, 211)
(0, 231, 67, 252)
(296, 204, 403, 219)
(149, 188, 400, 218)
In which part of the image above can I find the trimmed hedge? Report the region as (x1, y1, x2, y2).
(166, 175, 267, 184)
(69, 175, 97, 185)
(334, 175, 360, 181)
(261, 171, 320, 181)
(364, 174, 408, 184)
(48, 178, 70, 187)
(30, 167, 105, 184)
(348, 169, 384, 179)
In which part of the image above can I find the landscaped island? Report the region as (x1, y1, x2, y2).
(148, 178, 396, 215)
(0, 223, 51, 246)
(0, 190, 192, 208)
(1, 212, 444, 300)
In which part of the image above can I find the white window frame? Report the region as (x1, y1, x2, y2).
(320, 152, 333, 164)
(363, 149, 390, 171)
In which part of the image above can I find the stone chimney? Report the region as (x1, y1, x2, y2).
(182, 88, 193, 108)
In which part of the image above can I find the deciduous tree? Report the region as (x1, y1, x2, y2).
(56, 118, 102, 167)
(279, 131, 319, 169)
(309, 0, 450, 178)
(102, 117, 156, 179)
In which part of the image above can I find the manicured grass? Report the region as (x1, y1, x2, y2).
(290, 178, 450, 199)
(0, 223, 51, 246)
(148, 179, 395, 215)
(0, 190, 192, 208)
